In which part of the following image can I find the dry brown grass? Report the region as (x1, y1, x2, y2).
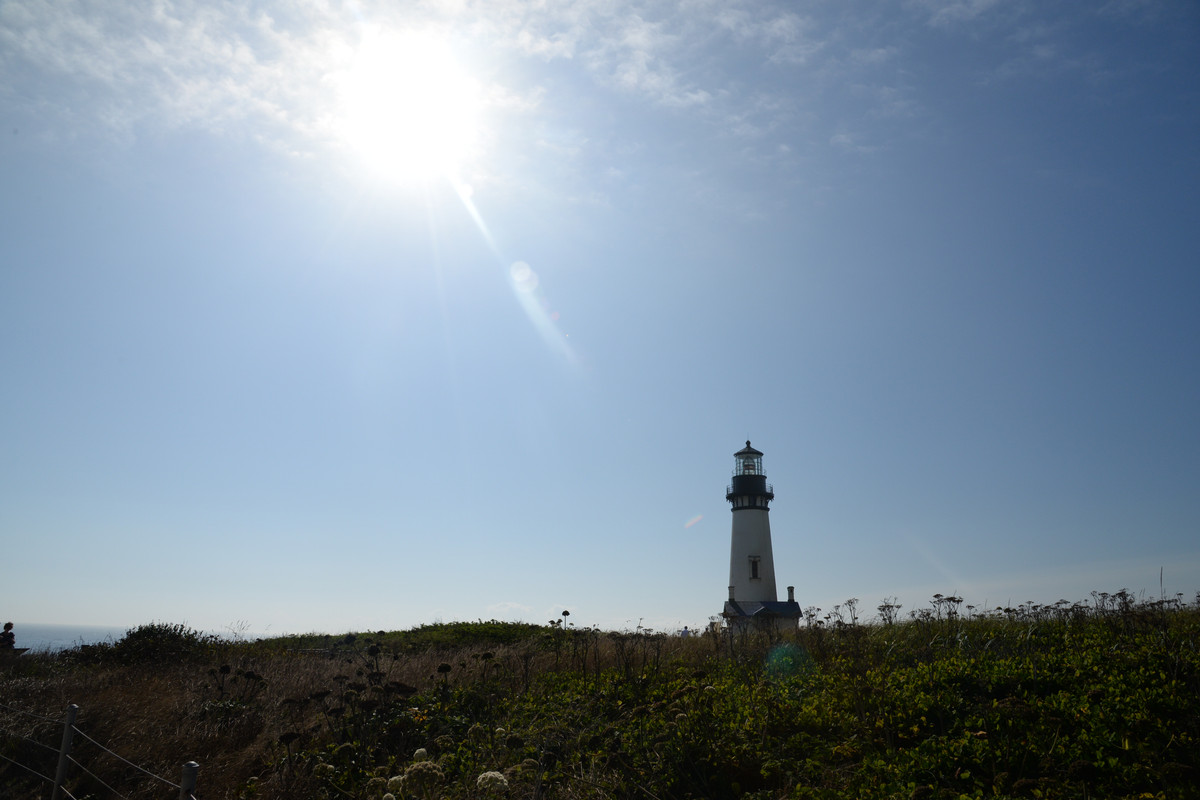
(1, 629, 709, 800)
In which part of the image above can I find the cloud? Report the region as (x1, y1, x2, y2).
(0, 0, 345, 146)
(913, 0, 1009, 28)
(0, 0, 726, 154)
(709, 5, 820, 65)
(0, 0, 880, 167)
(851, 47, 900, 66)
(574, 13, 711, 109)
(5, 0, 1152, 195)
(1097, 0, 1175, 23)
(486, 601, 533, 618)
(829, 131, 881, 155)
(862, 84, 916, 120)
(977, 13, 1127, 87)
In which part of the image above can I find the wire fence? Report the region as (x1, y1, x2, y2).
(0, 701, 199, 799)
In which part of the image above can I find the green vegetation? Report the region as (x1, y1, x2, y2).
(267, 619, 546, 654)
(2, 595, 1198, 799)
(65, 620, 224, 665)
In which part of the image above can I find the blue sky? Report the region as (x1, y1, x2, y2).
(2, 0, 1197, 636)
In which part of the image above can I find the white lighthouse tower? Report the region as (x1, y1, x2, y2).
(722, 441, 801, 630)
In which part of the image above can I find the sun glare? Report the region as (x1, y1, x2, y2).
(335, 30, 483, 182)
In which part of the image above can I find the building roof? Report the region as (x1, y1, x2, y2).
(735, 440, 763, 457)
(723, 599, 802, 619)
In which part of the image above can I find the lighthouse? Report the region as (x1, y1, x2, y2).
(722, 441, 801, 630)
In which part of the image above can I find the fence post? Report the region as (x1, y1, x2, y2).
(179, 761, 200, 800)
(50, 703, 78, 800)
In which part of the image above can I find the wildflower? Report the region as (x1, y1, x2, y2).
(365, 776, 386, 796)
(399, 760, 444, 797)
(383, 795, 395, 800)
(387, 776, 404, 793)
(477, 771, 509, 792)
(413, 747, 430, 762)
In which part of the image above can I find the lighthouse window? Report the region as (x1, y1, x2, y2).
(750, 557, 760, 580)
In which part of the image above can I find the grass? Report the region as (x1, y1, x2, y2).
(1, 594, 1198, 799)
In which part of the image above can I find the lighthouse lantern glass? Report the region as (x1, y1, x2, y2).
(737, 455, 762, 476)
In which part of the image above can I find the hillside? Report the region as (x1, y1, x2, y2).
(1, 593, 1197, 799)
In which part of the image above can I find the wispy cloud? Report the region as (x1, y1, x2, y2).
(851, 46, 901, 66)
(2, 0, 1170, 194)
(486, 601, 532, 618)
(0, 0, 894, 165)
(829, 130, 881, 155)
(913, 0, 1010, 28)
(595, 14, 710, 108)
(708, 4, 821, 65)
(0, 0, 346, 146)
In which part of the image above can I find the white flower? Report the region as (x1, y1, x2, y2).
(477, 771, 509, 791)
(413, 747, 430, 762)
(399, 761, 444, 795)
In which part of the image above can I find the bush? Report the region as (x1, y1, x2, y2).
(102, 622, 219, 665)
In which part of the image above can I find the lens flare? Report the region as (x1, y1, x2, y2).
(447, 179, 575, 365)
(510, 261, 539, 292)
(765, 642, 815, 680)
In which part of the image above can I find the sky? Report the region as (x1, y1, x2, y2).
(2, 0, 1198, 637)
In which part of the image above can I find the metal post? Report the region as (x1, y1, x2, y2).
(179, 761, 200, 800)
(50, 704, 78, 800)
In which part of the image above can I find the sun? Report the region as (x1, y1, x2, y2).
(334, 29, 483, 183)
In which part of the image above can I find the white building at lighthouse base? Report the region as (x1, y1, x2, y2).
(722, 585, 802, 632)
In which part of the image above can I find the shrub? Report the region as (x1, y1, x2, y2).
(106, 622, 220, 665)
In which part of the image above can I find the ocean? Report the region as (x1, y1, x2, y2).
(10, 623, 132, 653)
(9, 623, 276, 652)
